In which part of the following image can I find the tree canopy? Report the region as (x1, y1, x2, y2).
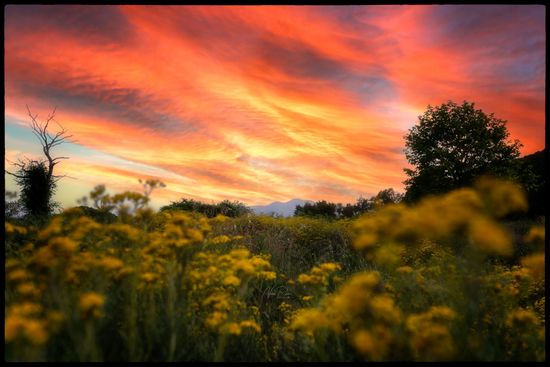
(403, 101, 522, 202)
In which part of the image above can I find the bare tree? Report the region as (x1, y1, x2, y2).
(5, 106, 74, 217)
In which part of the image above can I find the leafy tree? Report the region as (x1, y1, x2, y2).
(354, 196, 373, 215)
(403, 101, 522, 202)
(337, 203, 357, 218)
(370, 188, 403, 207)
(216, 200, 252, 217)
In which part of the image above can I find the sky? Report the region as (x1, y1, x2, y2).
(4, 5, 546, 209)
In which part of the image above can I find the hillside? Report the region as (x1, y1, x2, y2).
(250, 198, 313, 217)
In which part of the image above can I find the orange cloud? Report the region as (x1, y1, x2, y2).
(5, 5, 545, 207)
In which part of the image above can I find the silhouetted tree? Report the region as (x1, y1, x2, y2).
(6, 106, 73, 218)
(403, 101, 521, 202)
(337, 203, 357, 218)
(354, 196, 373, 214)
(294, 200, 338, 218)
(371, 188, 403, 207)
(15, 161, 57, 217)
(513, 149, 546, 217)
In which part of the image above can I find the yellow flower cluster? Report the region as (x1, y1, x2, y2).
(186, 247, 275, 335)
(5, 222, 28, 235)
(353, 178, 527, 261)
(405, 306, 457, 361)
(221, 320, 262, 335)
(291, 271, 401, 336)
(5, 302, 53, 346)
(79, 292, 105, 320)
(520, 252, 545, 280)
(160, 211, 211, 248)
(524, 225, 545, 245)
(352, 325, 394, 361)
(297, 262, 342, 287)
(474, 177, 528, 218)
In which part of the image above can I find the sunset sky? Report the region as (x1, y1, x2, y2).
(4, 5, 545, 209)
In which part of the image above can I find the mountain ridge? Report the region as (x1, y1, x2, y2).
(250, 198, 313, 217)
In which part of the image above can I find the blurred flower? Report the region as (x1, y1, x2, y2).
(79, 292, 105, 319)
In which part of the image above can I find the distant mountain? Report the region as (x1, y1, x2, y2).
(250, 199, 313, 217)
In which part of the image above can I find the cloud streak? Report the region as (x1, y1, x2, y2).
(5, 5, 545, 206)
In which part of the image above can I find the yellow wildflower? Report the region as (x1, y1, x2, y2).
(186, 228, 204, 243)
(17, 282, 40, 297)
(260, 271, 277, 280)
(5, 315, 24, 342)
(506, 308, 540, 329)
(290, 309, 334, 333)
(141, 272, 158, 283)
(369, 295, 402, 323)
(474, 177, 527, 218)
(49, 236, 78, 253)
(525, 226, 545, 245)
(352, 325, 392, 361)
(37, 217, 63, 240)
(9, 302, 43, 317)
(521, 252, 545, 279)
(239, 320, 261, 333)
(79, 292, 105, 319)
(23, 319, 49, 345)
(468, 217, 512, 256)
(7, 269, 29, 282)
(98, 256, 124, 272)
(409, 324, 456, 361)
(5, 222, 27, 235)
(205, 311, 227, 329)
(396, 266, 414, 274)
(223, 274, 241, 287)
(211, 235, 231, 245)
(225, 322, 242, 335)
(6, 258, 20, 270)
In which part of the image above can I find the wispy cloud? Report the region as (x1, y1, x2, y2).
(5, 5, 545, 206)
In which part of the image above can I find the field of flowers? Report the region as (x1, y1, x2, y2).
(5, 177, 545, 361)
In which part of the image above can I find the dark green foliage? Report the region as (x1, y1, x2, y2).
(370, 188, 404, 206)
(15, 160, 57, 218)
(338, 203, 357, 218)
(216, 199, 252, 217)
(514, 149, 546, 217)
(295, 200, 339, 219)
(294, 188, 403, 219)
(403, 101, 522, 202)
(160, 198, 251, 218)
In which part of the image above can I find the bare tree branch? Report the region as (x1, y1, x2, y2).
(5, 170, 25, 179)
(22, 106, 72, 182)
